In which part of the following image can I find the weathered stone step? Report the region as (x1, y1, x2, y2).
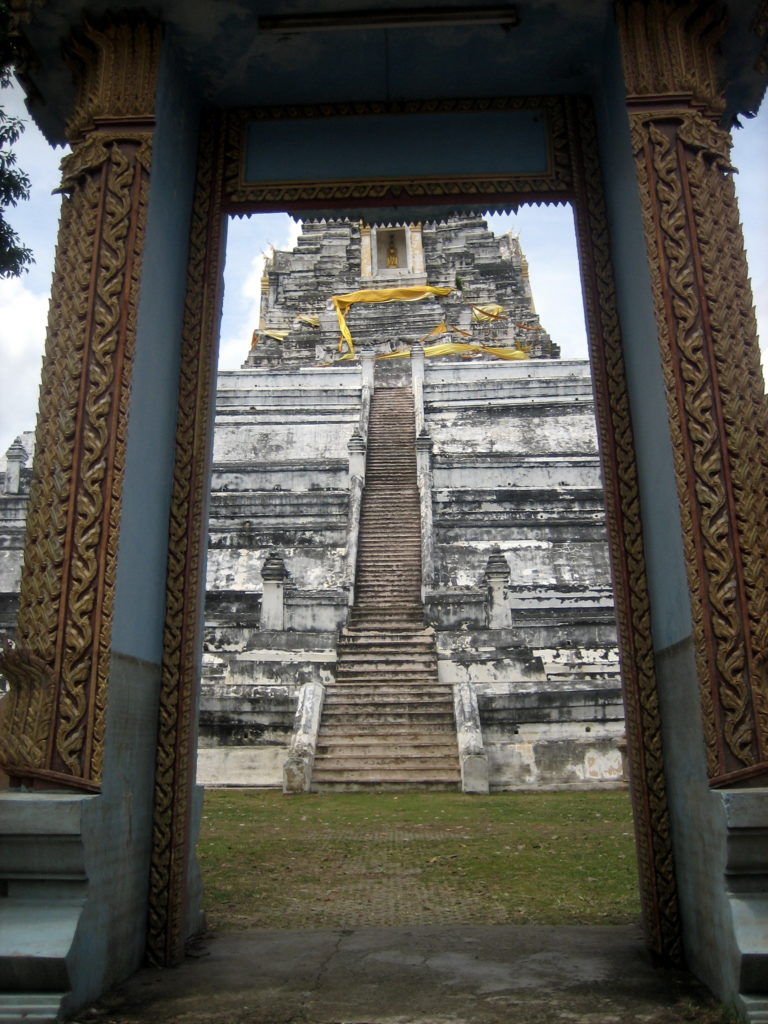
(351, 580, 420, 588)
(348, 618, 428, 626)
(338, 646, 435, 659)
(317, 751, 458, 764)
(341, 627, 434, 638)
(351, 603, 422, 611)
(320, 711, 454, 726)
(347, 619, 426, 629)
(338, 634, 434, 646)
(356, 542, 420, 549)
(349, 610, 424, 617)
(314, 756, 459, 772)
(333, 681, 440, 691)
(321, 705, 452, 719)
(353, 585, 422, 594)
(317, 735, 457, 751)
(325, 691, 452, 705)
(335, 671, 442, 679)
(357, 542, 419, 549)
(356, 554, 420, 561)
(348, 608, 424, 615)
(337, 654, 433, 663)
(312, 768, 460, 783)
(355, 558, 420, 566)
(311, 780, 461, 792)
(355, 558, 420, 565)
(334, 660, 440, 669)
(362, 486, 416, 492)
(331, 667, 443, 679)
(350, 608, 425, 618)
(339, 633, 432, 642)
(358, 524, 419, 532)
(355, 552, 421, 559)
(319, 726, 456, 741)
(333, 675, 439, 686)
(352, 597, 422, 606)
(334, 659, 440, 670)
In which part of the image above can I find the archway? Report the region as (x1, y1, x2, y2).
(0, 6, 765, 1020)
(146, 97, 678, 967)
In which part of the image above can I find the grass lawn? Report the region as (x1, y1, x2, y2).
(197, 788, 641, 931)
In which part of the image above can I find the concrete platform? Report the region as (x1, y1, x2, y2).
(74, 924, 727, 1024)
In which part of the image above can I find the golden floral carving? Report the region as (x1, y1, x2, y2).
(0, 20, 160, 788)
(685, 126, 768, 768)
(66, 20, 163, 140)
(569, 97, 681, 961)
(147, 113, 227, 967)
(0, 639, 54, 769)
(615, 0, 726, 115)
(620, 1, 768, 781)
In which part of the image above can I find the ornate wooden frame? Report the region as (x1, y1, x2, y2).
(147, 94, 681, 965)
(0, 20, 163, 791)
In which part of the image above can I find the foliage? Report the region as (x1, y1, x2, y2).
(0, 0, 33, 278)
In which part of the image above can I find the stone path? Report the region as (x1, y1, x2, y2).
(75, 925, 730, 1024)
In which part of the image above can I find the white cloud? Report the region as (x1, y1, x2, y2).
(217, 213, 303, 370)
(0, 277, 47, 454)
(488, 205, 588, 360)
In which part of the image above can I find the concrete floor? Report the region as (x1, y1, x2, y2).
(74, 924, 726, 1024)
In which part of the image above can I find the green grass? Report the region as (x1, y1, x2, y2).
(197, 788, 641, 930)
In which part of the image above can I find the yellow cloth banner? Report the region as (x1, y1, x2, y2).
(295, 314, 320, 328)
(419, 321, 472, 342)
(375, 342, 530, 361)
(331, 285, 453, 355)
(471, 303, 506, 323)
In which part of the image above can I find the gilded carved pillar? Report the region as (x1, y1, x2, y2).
(616, 1, 768, 785)
(0, 19, 162, 790)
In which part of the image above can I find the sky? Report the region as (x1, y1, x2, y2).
(1, 79, 766, 457)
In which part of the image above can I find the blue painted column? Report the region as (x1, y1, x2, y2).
(596, 3, 768, 1014)
(0, 19, 202, 1015)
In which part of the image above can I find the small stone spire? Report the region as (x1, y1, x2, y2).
(261, 550, 289, 581)
(484, 549, 511, 582)
(484, 549, 511, 629)
(347, 428, 365, 454)
(261, 550, 289, 630)
(4, 438, 28, 495)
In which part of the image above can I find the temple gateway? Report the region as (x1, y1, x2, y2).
(0, 2, 766, 1022)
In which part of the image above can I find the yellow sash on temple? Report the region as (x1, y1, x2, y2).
(331, 285, 453, 355)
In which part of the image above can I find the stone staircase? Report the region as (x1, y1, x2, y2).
(312, 385, 460, 791)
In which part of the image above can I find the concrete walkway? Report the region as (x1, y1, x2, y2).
(75, 924, 726, 1024)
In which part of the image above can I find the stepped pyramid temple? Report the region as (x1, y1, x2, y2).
(0, 3, 766, 1021)
(193, 214, 624, 790)
(1, 216, 624, 790)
